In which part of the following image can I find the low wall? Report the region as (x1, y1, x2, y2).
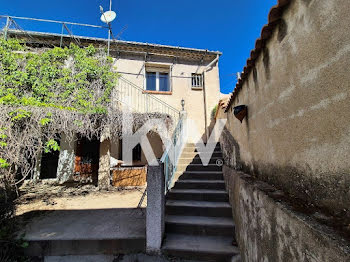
(112, 166, 147, 187)
(223, 165, 350, 262)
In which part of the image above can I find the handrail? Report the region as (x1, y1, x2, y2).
(160, 113, 186, 193)
(0, 15, 107, 29)
(115, 76, 184, 193)
(118, 76, 179, 112)
(116, 76, 180, 122)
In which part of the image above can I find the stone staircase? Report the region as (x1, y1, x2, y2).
(162, 143, 240, 262)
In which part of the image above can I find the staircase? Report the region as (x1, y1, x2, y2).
(162, 143, 240, 262)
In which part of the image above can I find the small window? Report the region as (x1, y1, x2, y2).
(192, 73, 203, 89)
(145, 71, 170, 92)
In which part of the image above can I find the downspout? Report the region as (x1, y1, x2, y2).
(202, 54, 219, 143)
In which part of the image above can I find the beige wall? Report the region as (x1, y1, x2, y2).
(223, 167, 350, 262)
(113, 54, 220, 139)
(110, 132, 164, 166)
(222, 0, 350, 216)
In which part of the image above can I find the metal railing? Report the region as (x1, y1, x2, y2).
(0, 15, 108, 46)
(116, 76, 180, 122)
(160, 113, 186, 193)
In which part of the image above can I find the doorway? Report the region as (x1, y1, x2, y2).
(74, 136, 100, 185)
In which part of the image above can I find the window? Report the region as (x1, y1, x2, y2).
(192, 73, 203, 89)
(146, 72, 157, 91)
(159, 73, 169, 92)
(145, 71, 170, 92)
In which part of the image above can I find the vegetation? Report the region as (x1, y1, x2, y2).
(0, 39, 116, 112)
(0, 39, 119, 186)
(0, 39, 119, 261)
(0, 39, 171, 260)
(211, 104, 218, 119)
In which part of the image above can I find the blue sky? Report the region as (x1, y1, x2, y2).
(1, 0, 276, 94)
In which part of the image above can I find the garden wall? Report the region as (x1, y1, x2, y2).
(224, 0, 350, 219)
(223, 166, 350, 262)
(220, 0, 350, 260)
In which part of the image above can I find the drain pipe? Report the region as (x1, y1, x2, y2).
(202, 54, 220, 143)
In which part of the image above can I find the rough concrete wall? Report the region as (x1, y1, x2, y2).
(56, 133, 76, 184)
(223, 166, 350, 262)
(98, 138, 110, 189)
(112, 166, 147, 187)
(146, 163, 165, 254)
(114, 55, 220, 138)
(224, 0, 350, 216)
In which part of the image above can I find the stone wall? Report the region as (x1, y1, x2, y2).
(219, 0, 350, 260)
(223, 0, 350, 218)
(223, 166, 350, 262)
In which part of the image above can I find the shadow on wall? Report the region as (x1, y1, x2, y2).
(206, 109, 242, 169)
(219, 127, 242, 170)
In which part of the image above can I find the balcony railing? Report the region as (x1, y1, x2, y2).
(115, 76, 180, 122)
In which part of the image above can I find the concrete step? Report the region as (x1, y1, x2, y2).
(174, 179, 226, 190)
(178, 164, 222, 172)
(182, 148, 222, 154)
(165, 215, 235, 236)
(183, 143, 221, 149)
(178, 171, 224, 180)
(20, 209, 146, 257)
(162, 234, 239, 261)
(178, 157, 222, 165)
(165, 200, 232, 217)
(184, 143, 221, 149)
(167, 189, 229, 202)
(180, 151, 223, 158)
(177, 158, 196, 166)
(25, 233, 145, 257)
(182, 147, 197, 153)
(44, 255, 116, 262)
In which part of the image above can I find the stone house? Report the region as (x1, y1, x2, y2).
(11, 31, 222, 187)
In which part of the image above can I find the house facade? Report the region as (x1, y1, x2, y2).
(12, 31, 222, 186)
(110, 39, 222, 167)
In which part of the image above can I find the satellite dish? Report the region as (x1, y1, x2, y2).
(100, 10, 116, 24)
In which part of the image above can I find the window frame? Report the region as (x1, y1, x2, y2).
(191, 73, 204, 90)
(144, 64, 172, 94)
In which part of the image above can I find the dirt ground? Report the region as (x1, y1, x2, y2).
(15, 180, 147, 216)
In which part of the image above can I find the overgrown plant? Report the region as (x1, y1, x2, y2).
(0, 39, 171, 259)
(0, 39, 120, 190)
(0, 38, 172, 188)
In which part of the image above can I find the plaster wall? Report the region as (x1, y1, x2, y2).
(113, 55, 220, 140)
(56, 133, 76, 184)
(110, 133, 164, 166)
(224, 0, 350, 216)
(223, 166, 350, 262)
